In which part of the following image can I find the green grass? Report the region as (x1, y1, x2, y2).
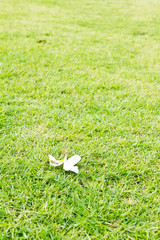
(0, 0, 160, 239)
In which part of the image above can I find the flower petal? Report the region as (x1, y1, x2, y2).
(67, 155, 81, 166)
(49, 155, 64, 167)
(63, 164, 79, 174)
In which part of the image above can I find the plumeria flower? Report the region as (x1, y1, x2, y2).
(49, 151, 81, 174)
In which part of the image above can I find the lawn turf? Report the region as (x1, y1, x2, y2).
(0, 0, 160, 239)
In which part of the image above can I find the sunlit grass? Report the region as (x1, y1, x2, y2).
(0, 0, 160, 239)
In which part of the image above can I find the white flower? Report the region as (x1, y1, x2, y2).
(49, 151, 81, 174)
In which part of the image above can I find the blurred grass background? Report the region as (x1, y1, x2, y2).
(0, 0, 160, 239)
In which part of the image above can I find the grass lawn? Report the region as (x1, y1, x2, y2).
(0, 0, 160, 239)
